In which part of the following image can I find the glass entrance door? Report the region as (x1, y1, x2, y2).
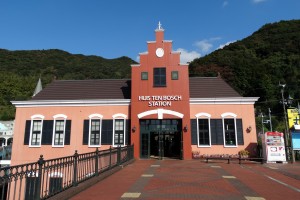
(140, 119, 182, 159)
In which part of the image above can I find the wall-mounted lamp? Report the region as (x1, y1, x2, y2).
(132, 126, 136, 133)
(246, 126, 252, 133)
(183, 125, 188, 132)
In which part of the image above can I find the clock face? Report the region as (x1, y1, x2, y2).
(156, 48, 164, 57)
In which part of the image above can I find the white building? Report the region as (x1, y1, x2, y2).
(0, 120, 14, 146)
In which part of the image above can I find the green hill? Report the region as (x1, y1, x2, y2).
(0, 49, 136, 119)
(1, 19, 300, 127)
(190, 19, 300, 131)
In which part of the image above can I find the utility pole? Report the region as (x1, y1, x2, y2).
(261, 112, 270, 132)
(259, 112, 265, 158)
(268, 108, 273, 132)
(279, 83, 290, 161)
(260, 112, 265, 135)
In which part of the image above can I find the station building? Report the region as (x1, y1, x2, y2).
(11, 24, 259, 165)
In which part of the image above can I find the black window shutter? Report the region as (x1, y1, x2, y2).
(24, 120, 31, 145)
(65, 120, 71, 145)
(42, 120, 53, 145)
(191, 119, 197, 145)
(101, 120, 113, 145)
(83, 120, 89, 145)
(211, 119, 223, 145)
(210, 119, 217, 145)
(126, 120, 131, 145)
(236, 119, 244, 145)
(216, 119, 224, 145)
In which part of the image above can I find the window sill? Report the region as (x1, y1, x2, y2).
(52, 145, 64, 148)
(89, 145, 101, 148)
(113, 144, 125, 147)
(29, 145, 41, 148)
(224, 145, 238, 148)
(198, 145, 211, 148)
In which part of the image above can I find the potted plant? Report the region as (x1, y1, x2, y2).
(192, 151, 201, 159)
(238, 150, 249, 158)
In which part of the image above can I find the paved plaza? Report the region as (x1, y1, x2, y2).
(70, 159, 300, 200)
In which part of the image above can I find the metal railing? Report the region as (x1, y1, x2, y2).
(0, 145, 134, 200)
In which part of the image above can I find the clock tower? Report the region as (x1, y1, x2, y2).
(130, 22, 191, 159)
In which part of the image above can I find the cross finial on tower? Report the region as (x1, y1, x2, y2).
(158, 21, 162, 30)
(156, 21, 164, 31)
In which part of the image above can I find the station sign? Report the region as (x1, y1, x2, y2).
(138, 95, 182, 107)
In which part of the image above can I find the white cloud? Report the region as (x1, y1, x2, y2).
(194, 37, 221, 53)
(176, 48, 201, 63)
(194, 40, 213, 53)
(223, 1, 228, 7)
(218, 40, 236, 49)
(252, 0, 267, 3)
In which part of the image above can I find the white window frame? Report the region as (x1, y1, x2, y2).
(88, 114, 103, 147)
(195, 113, 211, 147)
(221, 112, 238, 148)
(29, 114, 44, 148)
(112, 113, 127, 147)
(52, 114, 67, 147)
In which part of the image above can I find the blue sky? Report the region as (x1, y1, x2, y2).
(1, 0, 300, 63)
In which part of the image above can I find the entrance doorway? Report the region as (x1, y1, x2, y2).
(140, 119, 182, 159)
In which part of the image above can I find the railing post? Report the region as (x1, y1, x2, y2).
(73, 150, 79, 187)
(131, 144, 134, 159)
(109, 146, 112, 169)
(117, 145, 121, 165)
(126, 145, 130, 161)
(95, 148, 99, 176)
(35, 155, 45, 200)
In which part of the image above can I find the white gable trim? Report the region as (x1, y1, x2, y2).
(11, 99, 131, 107)
(190, 97, 259, 105)
(138, 109, 184, 119)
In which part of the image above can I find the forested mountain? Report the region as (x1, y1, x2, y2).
(1, 19, 300, 130)
(190, 19, 300, 131)
(0, 49, 136, 119)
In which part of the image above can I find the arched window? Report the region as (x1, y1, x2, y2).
(196, 113, 211, 147)
(113, 114, 127, 147)
(221, 112, 238, 147)
(29, 114, 44, 147)
(52, 114, 67, 147)
(88, 114, 103, 147)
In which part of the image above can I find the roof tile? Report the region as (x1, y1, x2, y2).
(31, 77, 240, 100)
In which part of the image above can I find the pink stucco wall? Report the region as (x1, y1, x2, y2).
(11, 101, 258, 165)
(11, 105, 130, 165)
(190, 104, 258, 156)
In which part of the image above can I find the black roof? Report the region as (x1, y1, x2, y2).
(31, 77, 240, 100)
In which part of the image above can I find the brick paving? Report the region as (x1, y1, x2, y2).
(71, 159, 300, 200)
